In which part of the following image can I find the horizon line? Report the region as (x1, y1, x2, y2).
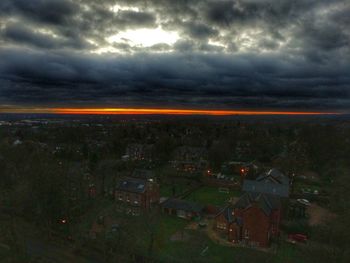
(0, 107, 342, 116)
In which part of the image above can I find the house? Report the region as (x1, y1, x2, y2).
(115, 177, 159, 215)
(215, 192, 281, 247)
(242, 169, 290, 198)
(170, 146, 208, 173)
(204, 161, 260, 188)
(215, 206, 235, 232)
(221, 161, 259, 179)
(161, 198, 204, 219)
(173, 146, 207, 163)
(256, 169, 290, 186)
(125, 143, 154, 161)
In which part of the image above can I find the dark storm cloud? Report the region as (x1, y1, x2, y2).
(1, 47, 349, 109)
(0, 0, 78, 25)
(183, 22, 219, 39)
(2, 23, 59, 49)
(0, 0, 349, 110)
(294, 18, 349, 52)
(1, 22, 89, 49)
(117, 10, 155, 27)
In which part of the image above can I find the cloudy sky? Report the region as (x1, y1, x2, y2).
(0, 0, 349, 112)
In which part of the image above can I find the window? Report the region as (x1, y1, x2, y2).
(134, 196, 139, 204)
(132, 208, 140, 216)
(217, 222, 226, 230)
(244, 229, 250, 239)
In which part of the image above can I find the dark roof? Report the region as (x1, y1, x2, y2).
(216, 206, 234, 223)
(234, 192, 281, 216)
(131, 169, 154, 180)
(116, 178, 147, 193)
(242, 179, 289, 197)
(256, 168, 289, 185)
(161, 198, 203, 213)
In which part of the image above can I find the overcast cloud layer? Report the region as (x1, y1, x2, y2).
(0, 0, 349, 110)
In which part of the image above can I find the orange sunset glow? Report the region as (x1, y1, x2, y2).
(53, 108, 337, 115)
(0, 107, 340, 115)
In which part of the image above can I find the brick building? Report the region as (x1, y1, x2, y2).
(215, 192, 281, 247)
(170, 146, 208, 173)
(115, 177, 159, 215)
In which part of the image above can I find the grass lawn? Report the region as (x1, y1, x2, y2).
(160, 184, 188, 197)
(185, 186, 242, 207)
(158, 215, 188, 239)
(158, 230, 269, 263)
(293, 181, 321, 194)
(75, 197, 116, 233)
(273, 242, 305, 263)
(158, 229, 308, 263)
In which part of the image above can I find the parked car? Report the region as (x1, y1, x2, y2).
(288, 233, 308, 243)
(199, 221, 207, 228)
(297, 199, 311, 206)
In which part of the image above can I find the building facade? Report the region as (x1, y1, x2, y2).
(215, 192, 281, 247)
(115, 177, 159, 215)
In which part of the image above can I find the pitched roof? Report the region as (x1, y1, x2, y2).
(216, 206, 235, 223)
(161, 198, 203, 213)
(242, 179, 289, 197)
(116, 178, 147, 193)
(131, 169, 154, 180)
(256, 168, 289, 185)
(234, 192, 281, 216)
(224, 207, 234, 222)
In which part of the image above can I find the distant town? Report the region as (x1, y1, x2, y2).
(0, 115, 349, 262)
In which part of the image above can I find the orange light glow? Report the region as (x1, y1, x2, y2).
(0, 106, 341, 115)
(52, 108, 337, 116)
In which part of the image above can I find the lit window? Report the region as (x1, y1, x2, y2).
(217, 222, 226, 230)
(245, 229, 250, 239)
